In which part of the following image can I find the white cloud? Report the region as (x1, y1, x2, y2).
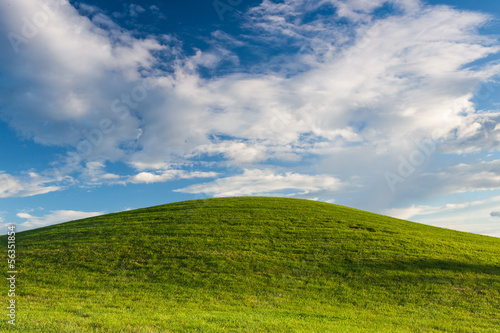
(383, 194, 500, 238)
(0, 172, 63, 198)
(0, 0, 163, 161)
(0, 0, 500, 216)
(80, 161, 121, 185)
(16, 212, 34, 219)
(407, 160, 500, 198)
(0, 161, 218, 198)
(386, 202, 473, 220)
(175, 169, 344, 197)
(193, 142, 269, 164)
(386, 195, 500, 220)
(2, 0, 497, 167)
(16, 210, 103, 231)
(327, 0, 422, 22)
(80, 160, 218, 185)
(128, 170, 218, 184)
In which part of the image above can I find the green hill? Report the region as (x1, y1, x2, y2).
(1, 197, 499, 332)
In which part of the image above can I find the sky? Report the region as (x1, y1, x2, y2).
(0, 0, 500, 237)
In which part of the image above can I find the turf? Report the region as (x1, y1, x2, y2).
(1, 197, 499, 332)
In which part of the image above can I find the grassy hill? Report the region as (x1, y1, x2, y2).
(1, 197, 499, 332)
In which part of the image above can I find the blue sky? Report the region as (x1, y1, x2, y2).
(1, 0, 500, 237)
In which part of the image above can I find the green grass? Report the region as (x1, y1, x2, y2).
(1, 197, 499, 332)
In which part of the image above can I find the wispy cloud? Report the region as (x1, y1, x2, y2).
(1, 0, 500, 222)
(389, 160, 500, 201)
(15, 210, 103, 230)
(78, 161, 218, 185)
(2, 0, 497, 165)
(128, 170, 218, 184)
(386, 195, 500, 220)
(385, 195, 500, 237)
(0, 172, 65, 198)
(175, 169, 345, 197)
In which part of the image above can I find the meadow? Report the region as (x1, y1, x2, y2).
(1, 197, 499, 332)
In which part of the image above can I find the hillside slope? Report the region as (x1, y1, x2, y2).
(1, 197, 499, 332)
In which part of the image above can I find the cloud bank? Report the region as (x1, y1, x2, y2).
(0, 0, 499, 214)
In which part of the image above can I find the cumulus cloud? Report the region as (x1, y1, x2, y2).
(0, 0, 500, 210)
(16, 210, 103, 230)
(491, 211, 500, 217)
(0, 0, 163, 158)
(130, 0, 500, 175)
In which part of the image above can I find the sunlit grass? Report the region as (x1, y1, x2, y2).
(1, 197, 499, 332)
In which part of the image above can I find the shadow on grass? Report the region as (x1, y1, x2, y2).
(355, 258, 500, 276)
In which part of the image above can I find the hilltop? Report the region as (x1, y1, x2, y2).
(1, 197, 499, 332)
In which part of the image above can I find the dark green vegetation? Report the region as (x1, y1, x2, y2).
(1, 197, 499, 332)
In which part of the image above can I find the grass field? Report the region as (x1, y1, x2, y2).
(1, 197, 499, 332)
